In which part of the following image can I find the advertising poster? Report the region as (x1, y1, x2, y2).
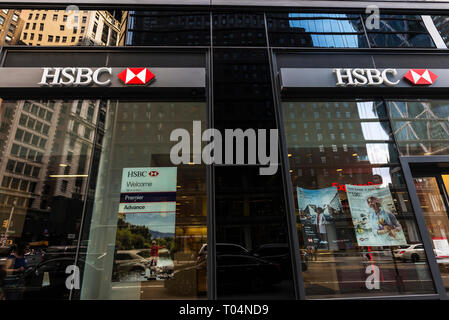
(433, 237, 449, 258)
(114, 167, 177, 282)
(297, 186, 342, 250)
(346, 184, 407, 247)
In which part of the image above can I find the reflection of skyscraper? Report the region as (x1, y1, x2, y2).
(0, 99, 103, 242)
(0, 9, 24, 45)
(432, 16, 449, 46)
(18, 10, 121, 46)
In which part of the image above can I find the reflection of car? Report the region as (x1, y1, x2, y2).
(395, 244, 426, 262)
(217, 253, 282, 292)
(113, 251, 147, 280)
(393, 245, 412, 260)
(25, 252, 44, 269)
(23, 257, 81, 300)
(252, 243, 308, 276)
(41, 246, 87, 262)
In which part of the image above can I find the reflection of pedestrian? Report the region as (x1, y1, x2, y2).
(0, 264, 6, 300)
(4, 243, 27, 300)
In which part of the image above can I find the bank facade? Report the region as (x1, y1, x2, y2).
(0, 1, 449, 300)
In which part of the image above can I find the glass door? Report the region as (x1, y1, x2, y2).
(412, 171, 449, 298)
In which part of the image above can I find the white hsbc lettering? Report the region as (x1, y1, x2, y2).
(333, 68, 400, 86)
(39, 67, 112, 86)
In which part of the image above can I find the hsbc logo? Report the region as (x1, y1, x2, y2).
(148, 171, 159, 177)
(334, 68, 400, 86)
(39, 67, 156, 87)
(127, 170, 159, 178)
(117, 68, 155, 85)
(334, 68, 438, 87)
(404, 69, 438, 85)
(39, 67, 113, 86)
(127, 170, 148, 178)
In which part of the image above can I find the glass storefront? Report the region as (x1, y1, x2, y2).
(0, 99, 101, 299)
(1, 5, 449, 301)
(80, 101, 207, 300)
(281, 100, 435, 298)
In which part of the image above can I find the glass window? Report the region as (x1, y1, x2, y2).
(433, 16, 449, 47)
(127, 11, 210, 46)
(411, 173, 449, 298)
(3, 9, 126, 47)
(213, 48, 296, 299)
(387, 100, 449, 156)
(213, 13, 266, 46)
(267, 13, 368, 48)
(365, 15, 435, 48)
(80, 101, 207, 300)
(282, 100, 436, 298)
(0, 99, 99, 300)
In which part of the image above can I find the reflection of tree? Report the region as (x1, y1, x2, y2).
(115, 216, 175, 252)
(116, 216, 152, 250)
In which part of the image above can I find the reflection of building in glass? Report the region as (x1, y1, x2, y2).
(267, 13, 364, 47)
(0, 99, 102, 243)
(366, 15, 435, 48)
(18, 10, 122, 46)
(432, 16, 449, 46)
(212, 13, 266, 46)
(0, 9, 24, 45)
(125, 11, 210, 46)
(284, 101, 421, 250)
(111, 102, 207, 256)
(388, 101, 449, 156)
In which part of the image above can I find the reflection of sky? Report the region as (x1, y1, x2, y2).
(357, 101, 378, 119)
(366, 143, 390, 164)
(288, 13, 361, 48)
(371, 167, 392, 188)
(361, 122, 390, 140)
(125, 212, 175, 233)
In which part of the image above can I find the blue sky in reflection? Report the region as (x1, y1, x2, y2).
(288, 13, 363, 48)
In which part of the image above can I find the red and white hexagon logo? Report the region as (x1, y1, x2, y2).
(149, 171, 159, 177)
(404, 69, 438, 85)
(117, 67, 155, 85)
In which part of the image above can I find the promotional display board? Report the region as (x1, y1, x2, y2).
(346, 184, 407, 247)
(433, 237, 449, 258)
(297, 186, 342, 250)
(115, 167, 177, 282)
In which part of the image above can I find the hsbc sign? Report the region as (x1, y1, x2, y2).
(280, 67, 444, 90)
(0, 67, 205, 89)
(39, 67, 155, 87)
(39, 67, 113, 86)
(333, 68, 438, 87)
(333, 68, 400, 86)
